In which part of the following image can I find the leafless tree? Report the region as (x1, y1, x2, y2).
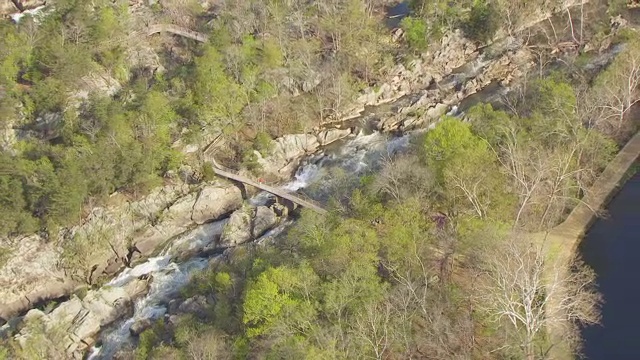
(492, 123, 547, 228)
(477, 240, 601, 360)
(592, 45, 640, 136)
(447, 169, 490, 218)
(183, 328, 231, 360)
(371, 154, 435, 205)
(352, 301, 393, 360)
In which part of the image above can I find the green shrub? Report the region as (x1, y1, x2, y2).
(463, 0, 499, 43)
(201, 162, 216, 182)
(254, 131, 274, 157)
(608, 0, 627, 16)
(242, 150, 262, 173)
(401, 17, 429, 52)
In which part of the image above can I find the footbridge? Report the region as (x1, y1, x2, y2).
(147, 24, 209, 43)
(209, 160, 328, 215)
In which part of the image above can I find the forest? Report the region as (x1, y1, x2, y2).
(0, 0, 516, 236)
(0, 0, 639, 359)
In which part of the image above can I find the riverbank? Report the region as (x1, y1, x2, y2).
(541, 130, 640, 359)
(544, 130, 640, 266)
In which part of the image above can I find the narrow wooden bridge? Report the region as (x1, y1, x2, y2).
(147, 24, 209, 43)
(209, 161, 328, 215)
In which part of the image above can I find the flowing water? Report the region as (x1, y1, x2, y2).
(85, 33, 631, 357)
(64, 2, 632, 355)
(9, 5, 47, 23)
(385, 1, 410, 29)
(87, 129, 413, 358)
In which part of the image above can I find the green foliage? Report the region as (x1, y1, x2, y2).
(0, 22, 28, 90)
(0, 345, 9, 360)
(61, 227, 113, 280)
(0, 246, 11, 268)
(608, 0, 628, 16)
(135, 328, 158, 360)
(0, 172, 36, 236)
(241, 149, 262, 173)
(462, 0, 499, 43)
(242, 267, 295, 337)
(401, 17, 429, 51)
(423, 116, 512, 218)
(201, 162, 216, 182)
(423, 116, 487, 178)
(253, 131, 273, 157)
(193, 45, 245, 129)
(12, 317, 67, 359)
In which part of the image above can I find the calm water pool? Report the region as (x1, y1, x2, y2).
(579, 171, 640, 359)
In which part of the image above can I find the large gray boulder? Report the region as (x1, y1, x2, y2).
(16, 285, 136, 357)
(220, 207, 253, 247)
(426, 103, 449, 120)
(272, 134, 319, 161)
(317, 128, 352, 146)
(253, 206, 278, 238)
(177, 295, 210, 317)
(219, 205, 279, 247)
(129, 318, 153, 336)
(257, 134, 320, 179)
(192, 184, 243, 224)
(133, 182, 243, 257)
(0, 235, 76, 322)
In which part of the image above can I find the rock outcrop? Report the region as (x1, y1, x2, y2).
(334, 30, 478, 122)
(0, 235, 74, 323)
(128, 181, 243, 258)
(252, 206, 278, 238)
(0, 180, 242, 322)
(220, 205, 279, 247)
(14, 280, 147, 358)
(192, 185, 243, 225)
(219, 206, 254, 247)
(0, 0, 44, 15)
(317, 128, 353, 146)
(0, 2, 579, 348)
(129, 318, 153, 336)
(176, 295, 210, 317)
(375, 40, 533, 132)
(257, 134, 320, 179)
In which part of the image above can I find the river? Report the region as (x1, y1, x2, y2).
(26, 1, 623, 356)
(579, 169, 640, 359)
(87, 35, 629, 360)
(87, 130, 412, 359)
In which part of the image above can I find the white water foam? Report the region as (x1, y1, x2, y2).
(87, 220, 227, 359)
(89, 257, 209, 359)
(282, 162, 322, 192)
(10, 5, 47, 23)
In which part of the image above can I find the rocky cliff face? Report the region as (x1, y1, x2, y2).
(13, 279, 148, 358)
(3, 200, 285, 360)
(0, 180, 243, 322)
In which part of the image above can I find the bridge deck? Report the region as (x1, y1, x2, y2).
(147, 24, 209, 43)
(210, 166, 328, 215)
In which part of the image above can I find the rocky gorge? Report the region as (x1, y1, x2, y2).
(0, 0, 628, 358)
